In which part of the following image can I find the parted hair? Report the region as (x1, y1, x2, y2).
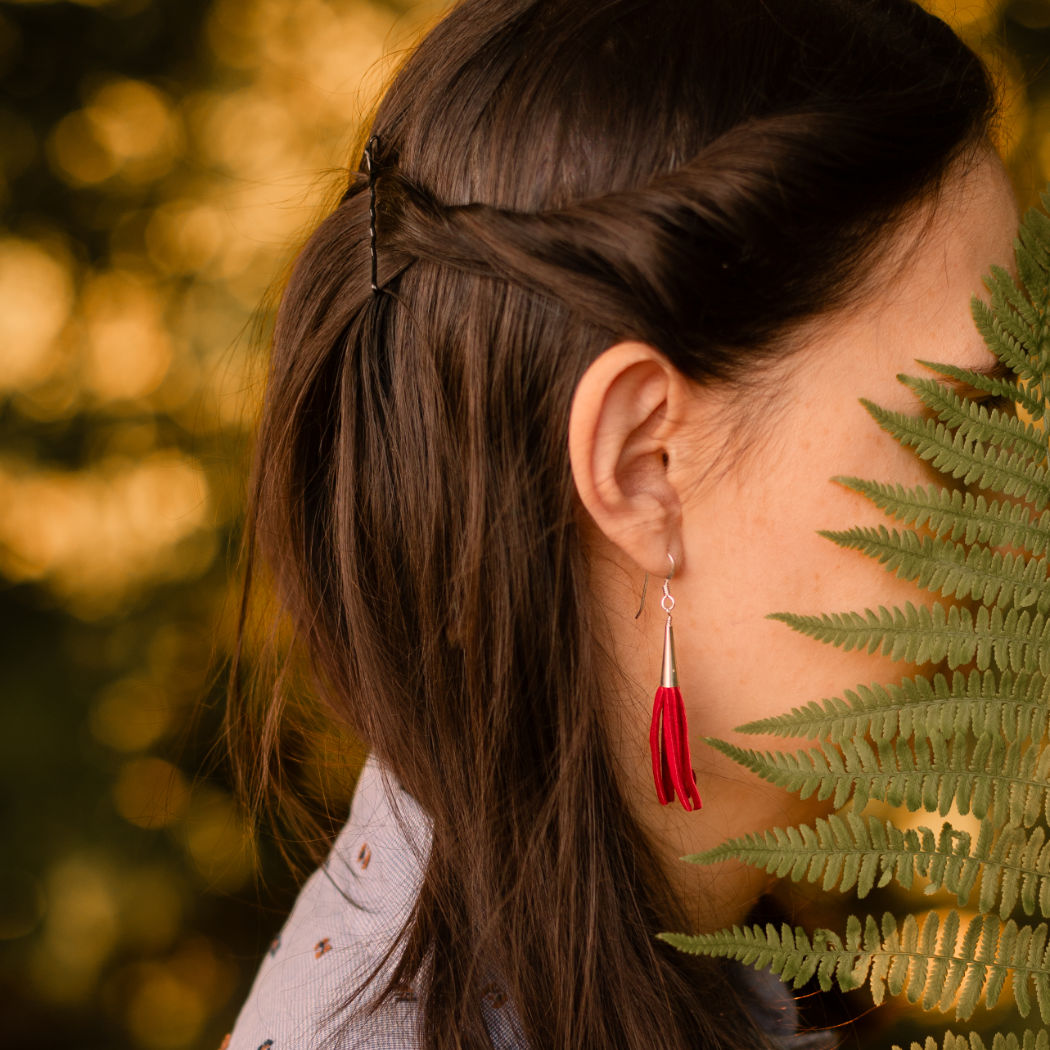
(230, 1, 996, 1047)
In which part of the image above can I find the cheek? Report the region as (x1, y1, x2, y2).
(680, 407, 937, 735)
(768, 411, 935, 606)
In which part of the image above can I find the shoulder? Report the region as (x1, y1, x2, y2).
(222, 759, 816, 1050)
(223, 756, 431, 1050)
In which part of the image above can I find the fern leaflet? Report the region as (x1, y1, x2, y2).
(769, 602, 1050, 674)
(898, 1030, 1050, 1050)
(706, 733, 1050, 825)
(898, 375, 1048, 463)
(736, 669, 1050, 746)
(690, 815, 1050, 919)
(662, 912, 1050, 1021)
(915, 359, 1046, 420)
(860, 400, 1050, 508)
(832, 479, 1050, 556)
(819, 526, 1050, 611)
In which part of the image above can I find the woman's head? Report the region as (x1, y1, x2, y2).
(236, 1, 1000, 1046)
(569, 152, 1017, 929)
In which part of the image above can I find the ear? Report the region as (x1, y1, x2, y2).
(568, 341, 690, 577)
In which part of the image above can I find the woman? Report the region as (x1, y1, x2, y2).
(225, 0, 1017, 1046)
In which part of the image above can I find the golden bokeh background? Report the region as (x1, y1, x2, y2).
(0, 0, 441, 1046)
(0, 1, 1047, 1047)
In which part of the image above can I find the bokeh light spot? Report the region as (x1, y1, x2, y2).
(0, 450, 212, 615)
(113, 757, 190, 829)
(47, 77, 180, 187)
(145, 199, 227, 274)
(81, 269, 174, 401)
(48, 108, 118, 185)
(178, 787, 255, 892)
(0, 237, 74, 391)
(200, 90, 297, 178)
(90, 677, 173, 753)
(124, 965, 207, 1048)
(118, 866, 187, 953)
(87, 79, 179, 175)
(30, 855, 120, 1004)
(922, 0, 1002, 32)
(985, 48, 1029, 161)
(110, 936, 236, 1049)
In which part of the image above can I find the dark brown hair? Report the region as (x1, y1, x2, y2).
(230, 1, 995, 1047)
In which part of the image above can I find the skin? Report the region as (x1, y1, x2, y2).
(567, 153, 1019, 932)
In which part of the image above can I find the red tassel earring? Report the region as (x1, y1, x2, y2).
(645, 554, 702, 811)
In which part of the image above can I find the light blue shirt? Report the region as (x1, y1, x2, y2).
(226, 755, 831, 1049)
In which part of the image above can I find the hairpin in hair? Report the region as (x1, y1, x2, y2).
(363, 134, 380, 295)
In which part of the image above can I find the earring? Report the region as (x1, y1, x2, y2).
(646, 554, 702, 811)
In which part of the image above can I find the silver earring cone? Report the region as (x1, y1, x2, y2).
(661, 617, 678, 689)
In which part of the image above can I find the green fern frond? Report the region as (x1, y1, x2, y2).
(818, 526, 1050, 611)
(975, 824, 1050, 919)
(1013, 219, 1050, 371)
(898, 1030, 1050, 1050)
(706, 733, 1050, 825)
(833, 479, 1050, 555)
(769, 602, 1050, 674)
(898, 375, 1048, 463)
(663, 912, 1050, 1021)
(1019, 193, 1050, 264)
(1014, 235, 1047, 303)
(685, 813, 982, 900)
(977, 266, 1045, 377)
(1018, 195, 1050, 268)
(736, 669, 1049, 745)
(860, 400, 1050, 507)
(988, 208, 1050, 381)
(973, 294, 1040, 383)
(915, 359, 1047, 420)
(691, 816, 1050, 920)
(666, 196, 1050, 1042)
(987, 261, 1042, 339)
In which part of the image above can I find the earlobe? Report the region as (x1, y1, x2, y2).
(568, 342, 686, 576)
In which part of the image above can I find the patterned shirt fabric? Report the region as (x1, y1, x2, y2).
(225, 755, 832, 1050)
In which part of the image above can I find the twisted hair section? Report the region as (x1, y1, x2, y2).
(231, 1, 997, 1047)
(361, 108, 994, 369)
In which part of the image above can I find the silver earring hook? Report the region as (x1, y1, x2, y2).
(661, 552, 676, 615)
(634, 552, 676, 618)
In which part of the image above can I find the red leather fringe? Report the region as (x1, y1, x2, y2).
(649, 685, 702, 811)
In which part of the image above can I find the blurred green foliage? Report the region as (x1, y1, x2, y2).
(2, 0, 1050, 1048)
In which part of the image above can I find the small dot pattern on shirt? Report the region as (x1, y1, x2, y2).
(222, 755, 526, 1049)
(222, 754, 821, 1049)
